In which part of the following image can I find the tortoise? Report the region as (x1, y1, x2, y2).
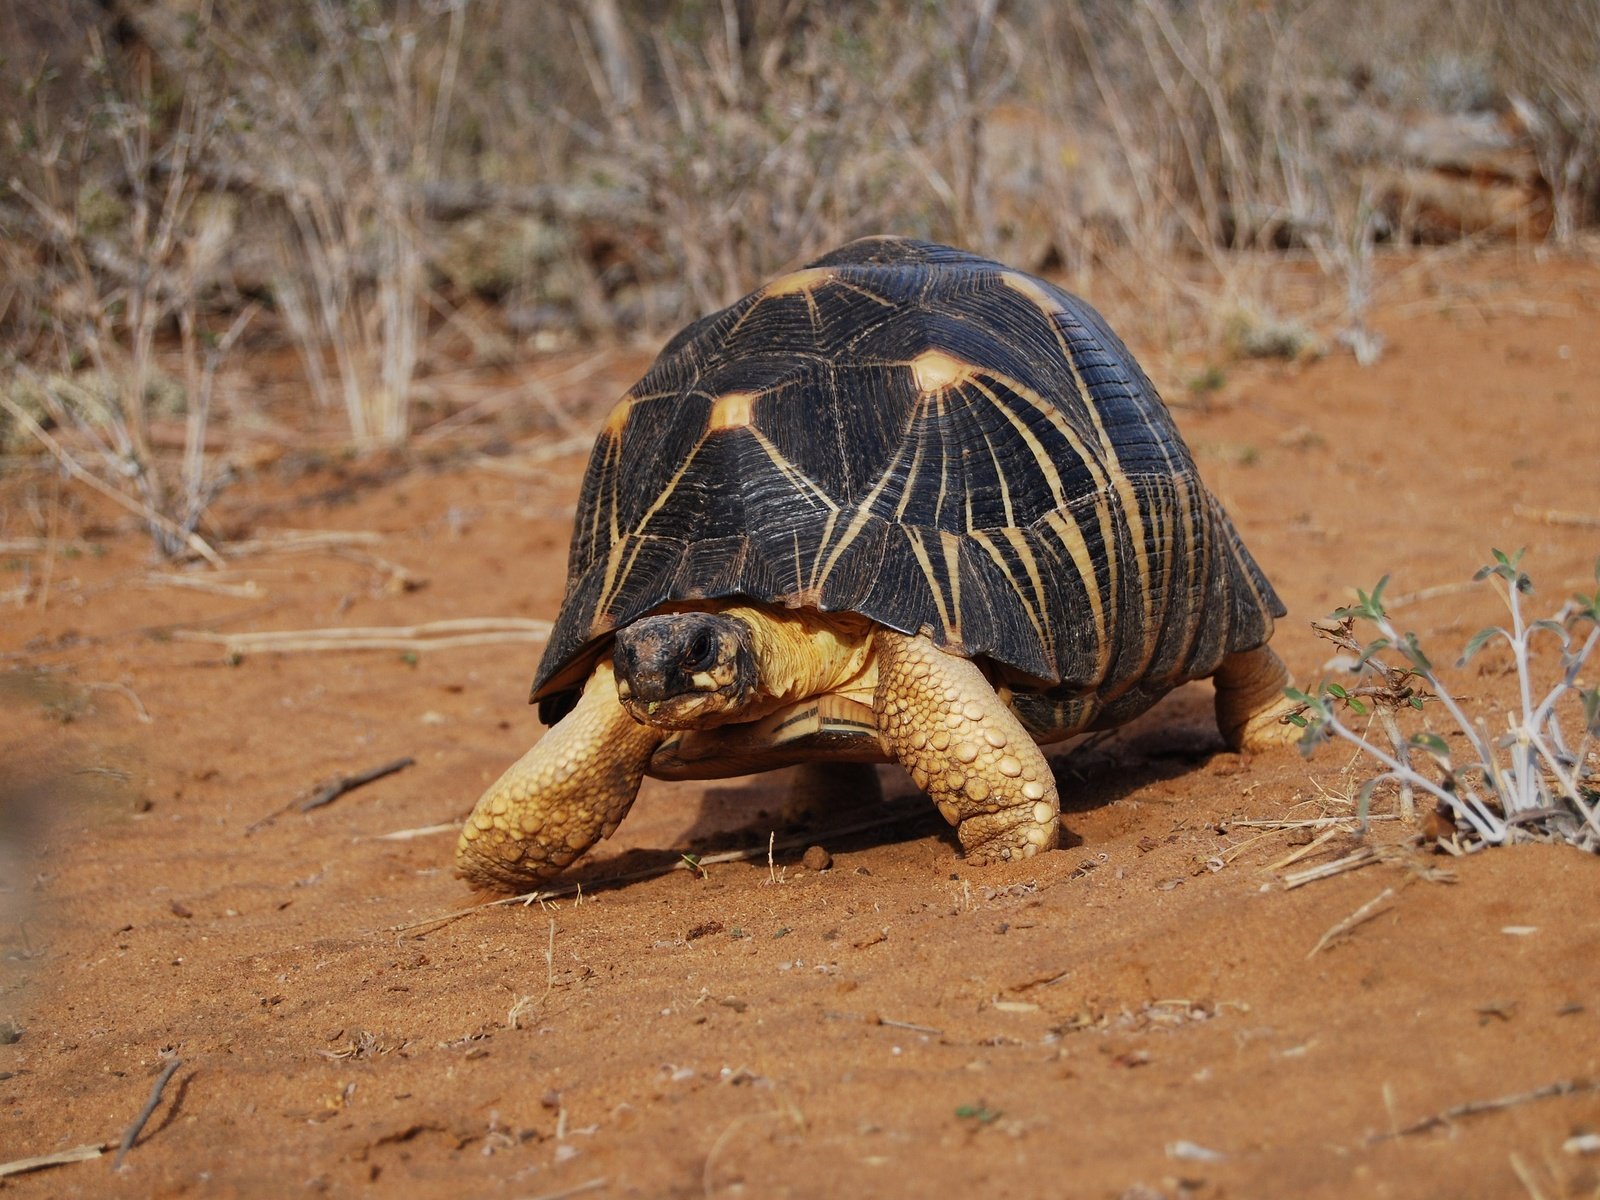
(456, 236, 1294, 892)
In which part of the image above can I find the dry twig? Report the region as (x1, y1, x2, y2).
(301, 757, 415, 812)
(370, 821, 460, 841)
(1260, 826, 1346, 873)
(1282, 846, 1381, 889)
(143, 572, 264, 599)
(83, 681, 154, 724)
(523, 1178, 607, 1200)
(221, 530, 385, 558)
(113, 1058, 183, 1170)
(1513, 504, 1600, 530)
(1368, 1079, 1600, 1142)
(246, 756, 415, 833)
(1228, 816, 1400, 829)
(0, 1144, 105, 1179)
(174, 617, 551, 657)
(1306, 886, 1396, 957)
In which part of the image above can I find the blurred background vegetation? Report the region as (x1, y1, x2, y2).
(2, 0, 1597, 554)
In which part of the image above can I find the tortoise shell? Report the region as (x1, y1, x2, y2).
(533, 237, 1283, 726)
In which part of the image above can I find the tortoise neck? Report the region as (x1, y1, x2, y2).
(723, 604, 874, 707)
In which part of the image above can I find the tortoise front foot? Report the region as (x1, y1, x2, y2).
(1214, 644, 1298, 752)
(456, 660, 662, 892)
(872, 630, 1059, 863)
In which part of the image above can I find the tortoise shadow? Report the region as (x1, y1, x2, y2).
(559, 691, 1234, 894)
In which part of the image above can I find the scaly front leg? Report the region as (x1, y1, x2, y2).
(872, 630, 1059, 863)
(456, 659, 662, 891)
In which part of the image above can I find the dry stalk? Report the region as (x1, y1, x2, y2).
(1368, 1078, 1600, 1143)
(0, 394, 225, 567)
(1260, 826, 1347, 873)
(143, 573, 263, 599)
(1513, 504, 1600, 530)
(174, 617, 551, 657)
(1306, 886, 1396, 957)
(1282, 846, 1381, 890)
(221, 530, 384, 558)
(0, 1144, 105, 1180)
(83, 681, 153, 724)
(522, 1178, 607, 1200)
(113, 1058, 183, 1170)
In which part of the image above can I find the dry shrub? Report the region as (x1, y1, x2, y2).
(1493, 0, 1600, 245)
(3, 0, 1599, 494)
(1, 24, 245, 559)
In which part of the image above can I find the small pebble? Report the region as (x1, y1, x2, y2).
(802, 845, 833, 872)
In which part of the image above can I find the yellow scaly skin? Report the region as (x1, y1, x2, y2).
(1213, 644, 1298, 751)
(871, 629, 1059, 862)
(457, 603, 1293, 892)
(456, 660, 661, 892)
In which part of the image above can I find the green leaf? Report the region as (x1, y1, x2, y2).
(1327, 683, 1349, 700)
(1335, 576, 1389, 622)
(1409, 695, 1424, 710)
(955, 1104, 1002, 1124)
(1529, 619, 1570, 648)
(1283, 687, 1314, 705)
(1458, 627, 1503, 666)
(1348, 697, 1368, 715)
(1286, 713, 1308, 728)
(1359, 637, 1391, 663)
(1400, 633, 1433, 672)
(1410, 732, 1450, 758)
(1369, 575, 1390, 615)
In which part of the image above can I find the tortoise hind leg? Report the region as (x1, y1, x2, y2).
(456, 659, 662, 892)
(1214, 644, 1298, 751)
(872, 630, 1058, 862)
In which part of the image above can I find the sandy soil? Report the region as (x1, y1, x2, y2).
(3, 250, 1599, 1199)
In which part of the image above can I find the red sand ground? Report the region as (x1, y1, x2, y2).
(3, 250, 1599, 1198)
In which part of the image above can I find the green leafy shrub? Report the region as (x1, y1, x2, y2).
(1288, 551, 1600, 852)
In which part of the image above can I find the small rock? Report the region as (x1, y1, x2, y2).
(802, 845, 832, 872)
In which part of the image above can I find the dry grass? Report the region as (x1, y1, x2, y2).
(1, 0, 1594, 533)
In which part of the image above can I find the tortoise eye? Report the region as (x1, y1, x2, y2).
(687, 630, 718, 669)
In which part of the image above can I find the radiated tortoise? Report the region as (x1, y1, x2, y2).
(457, 237, 1294, 892)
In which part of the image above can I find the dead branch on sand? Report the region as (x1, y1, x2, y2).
(173, 617, 551, 657)
(1306, 886, 1396, 958)
(1368, 1078, 1600, 1143)
(112, 1058, 183, 1170)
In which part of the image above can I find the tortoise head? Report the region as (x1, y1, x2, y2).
(612, 612, 759, 729)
